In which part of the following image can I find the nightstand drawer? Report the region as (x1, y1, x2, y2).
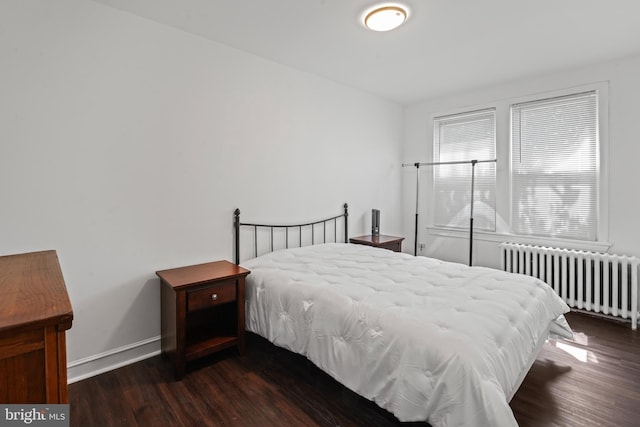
(187, 281, 236, 312)
(379, 241, 402, 252)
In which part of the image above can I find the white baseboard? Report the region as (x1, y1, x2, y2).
(67, 335, 161, 384)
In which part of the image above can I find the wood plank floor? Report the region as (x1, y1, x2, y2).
(69, 312, 640, 426)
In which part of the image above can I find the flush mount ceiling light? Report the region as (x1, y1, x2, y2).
(363, 4, 408, 32)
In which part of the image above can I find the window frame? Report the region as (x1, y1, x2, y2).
(426, 82, 609, 252)
(432, 108, 497, 232)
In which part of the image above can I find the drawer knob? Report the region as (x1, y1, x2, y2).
(211, 293, 218, 301)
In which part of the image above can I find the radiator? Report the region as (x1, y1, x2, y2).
(499, 243, 639, 330)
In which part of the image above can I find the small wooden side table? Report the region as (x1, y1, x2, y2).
(156, 260, 250, 379)
(349, 235, 405, 252)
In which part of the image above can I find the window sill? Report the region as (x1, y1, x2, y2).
(426, 227, 612, 253)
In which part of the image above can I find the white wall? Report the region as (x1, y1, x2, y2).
(0, 0, 403, 380)
(402, 54, 640, 267)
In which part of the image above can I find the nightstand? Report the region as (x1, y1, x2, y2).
(156, 260, 250, 379)
(349, 235, 405, 252)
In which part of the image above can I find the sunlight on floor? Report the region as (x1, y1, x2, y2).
(552, 332, 598, 363)
(570, 331, 589, 346)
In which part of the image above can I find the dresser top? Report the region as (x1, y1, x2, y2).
(0, 250, 74, 332)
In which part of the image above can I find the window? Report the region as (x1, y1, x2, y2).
(511, 91, 598, 241)
(428, 83, 607, 247)
(433, 109, 496, 231)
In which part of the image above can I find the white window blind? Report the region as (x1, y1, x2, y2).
(511, 91, 598, 241)
(433, 109, 496, 231)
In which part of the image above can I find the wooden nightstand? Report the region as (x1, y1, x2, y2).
(349, 235, 405, 252)
(156, 260, 250, 379)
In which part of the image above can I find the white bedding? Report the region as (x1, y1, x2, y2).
(242, 243, 572, 427)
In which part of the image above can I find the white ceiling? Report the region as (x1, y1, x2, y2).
(92, 0, 640, 105)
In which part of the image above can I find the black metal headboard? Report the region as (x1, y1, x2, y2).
(234, 203, 349, 264)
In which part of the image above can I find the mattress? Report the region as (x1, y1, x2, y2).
(241, 243, 572, 427)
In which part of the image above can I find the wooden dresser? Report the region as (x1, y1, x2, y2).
(0, 250, 74, 403)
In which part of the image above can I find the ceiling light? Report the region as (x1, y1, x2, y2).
(364, 5, 408, 32)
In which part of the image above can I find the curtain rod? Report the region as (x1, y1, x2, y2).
(402, 158, 497, 168)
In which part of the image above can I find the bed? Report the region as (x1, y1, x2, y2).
(234, 205, 572, 427)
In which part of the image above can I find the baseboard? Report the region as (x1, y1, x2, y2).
(67, 335, 161, 384)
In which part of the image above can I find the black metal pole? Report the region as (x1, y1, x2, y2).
(414, 163, 420, 256)
(468, 160, 477, 267)
(234, 208, 240, 265)
(402, 158, 497, 168)
(343, 203, 349, 242)
(414, 214, 419, 256)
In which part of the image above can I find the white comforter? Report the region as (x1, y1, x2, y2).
(242, 243, 572, 427)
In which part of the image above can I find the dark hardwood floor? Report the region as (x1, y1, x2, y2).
(69, 312, 640, 426)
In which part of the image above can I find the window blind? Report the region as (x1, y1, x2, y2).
(433, 109, 496, 231)
(511, 91, 598, 240)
